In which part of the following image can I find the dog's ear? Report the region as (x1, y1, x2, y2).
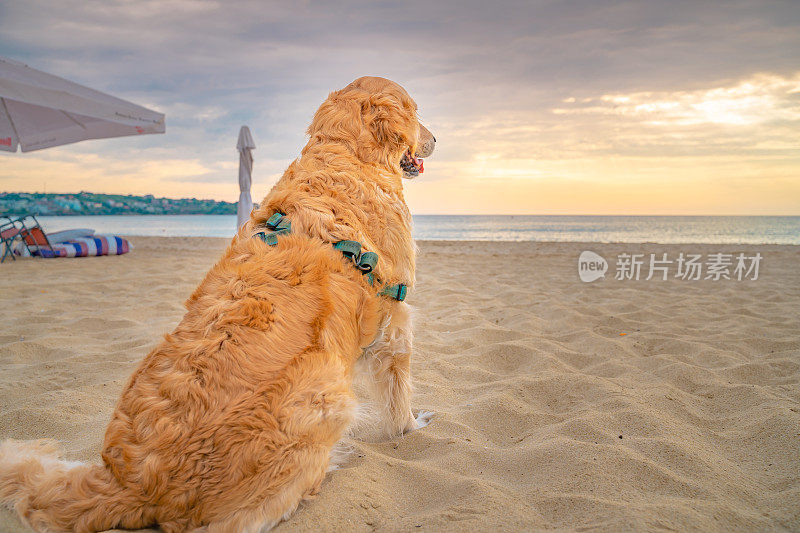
(362, 94, 412, 149)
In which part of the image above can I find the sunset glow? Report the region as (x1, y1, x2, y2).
(1, 2, 798, 215)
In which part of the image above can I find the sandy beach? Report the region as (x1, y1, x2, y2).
(1, 237, 798, 531)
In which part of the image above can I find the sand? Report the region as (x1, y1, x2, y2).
(1, 237, 798, 531)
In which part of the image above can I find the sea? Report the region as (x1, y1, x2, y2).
(33, 215, 800, 245)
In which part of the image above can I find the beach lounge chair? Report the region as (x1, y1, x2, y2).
(14, 214, 56, 257)
(0, 216, 28, 263)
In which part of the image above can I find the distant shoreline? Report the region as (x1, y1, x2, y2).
(0, 192, 236, 216)
(17, 213, 236, 216)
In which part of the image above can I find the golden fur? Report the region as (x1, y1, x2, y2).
(0, 76, 435, 532)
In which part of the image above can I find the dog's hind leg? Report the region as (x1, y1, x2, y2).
(365, 302, 434, 437)
(203, 445, 330, 533)
(204, 360, 355, 532)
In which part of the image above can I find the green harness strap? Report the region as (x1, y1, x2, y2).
(254, 212, 408, 302)
(254, 212, 292, 245)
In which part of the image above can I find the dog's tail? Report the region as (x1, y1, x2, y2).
(0, 439, 150, 532)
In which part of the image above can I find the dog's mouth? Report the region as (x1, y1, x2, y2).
(400, 149, 424, 177)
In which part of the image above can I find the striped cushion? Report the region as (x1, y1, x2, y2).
(35, 235, 131, 258)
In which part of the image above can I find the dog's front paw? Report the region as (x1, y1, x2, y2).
(412, 410, 435, 431)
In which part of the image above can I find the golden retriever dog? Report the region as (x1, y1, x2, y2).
(0, 76, 436, 532)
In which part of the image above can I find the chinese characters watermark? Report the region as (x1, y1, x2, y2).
(579, 251, 762, 282)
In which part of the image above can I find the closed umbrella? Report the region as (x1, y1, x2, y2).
(0, 56, 164, 153)
(236, 126, 255, 229)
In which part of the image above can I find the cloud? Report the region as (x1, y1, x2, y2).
(554, 73, 800, 126)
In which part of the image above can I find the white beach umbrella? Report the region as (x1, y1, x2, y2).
(0, 56, 164, 153)
(236, 126, 255, 229)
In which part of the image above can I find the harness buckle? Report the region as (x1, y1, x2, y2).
(379, 283, 407, 301)
(356, 251, 378, 273)
(257, 212, 291, 246)
(265, 212, 284, 229)
(335, 242, 377, 273)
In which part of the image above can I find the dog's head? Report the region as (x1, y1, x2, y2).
(306, 76, 435, 179)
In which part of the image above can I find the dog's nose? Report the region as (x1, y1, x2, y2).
(433, 135, 436, 143)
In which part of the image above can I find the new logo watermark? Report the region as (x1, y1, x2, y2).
(578, 251, 608, 282)
(578, 251, 762, 282)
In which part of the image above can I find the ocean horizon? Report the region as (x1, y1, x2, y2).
(31, 214, 800, 245)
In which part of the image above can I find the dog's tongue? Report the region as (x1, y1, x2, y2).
(415, 157, 424, 173)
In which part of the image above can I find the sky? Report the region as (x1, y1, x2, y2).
(1, 0, 799, 215)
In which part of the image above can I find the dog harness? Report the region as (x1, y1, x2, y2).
(254, 212, 408, 302)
